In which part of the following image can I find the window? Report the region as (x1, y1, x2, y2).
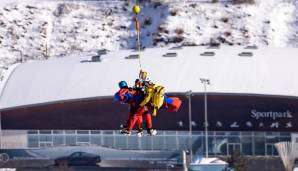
(39, 130, 51, 134)
(90, 136, 101, 145)
(39, 142, 52, 148)
(125, 54, 139, 59)
(28, 130, 38, 134)
(200, 51, 215, 56)
(66, 135, 76, 146)
(163, 52, 177, 57)
(97, 49, 107, 55)
(254, 136, 265, 155)
(245, 45, 258, 49)
(238, 52, 253, 57)
(91, 130, 101, 134)
(77, 130, 89, 134)
(77, 135, 90, 144)
(265, 144, 277, 156)
(241, 136, 253, 155)
(28, 135, 39, 148)
(228, 143, 242, 156)
(53, 130, 64, 134)
(24, 130, 292, 157)
(91, 56, 101, 62)
(39, 135, 52, 142)
(65, 130, 75, 134)
(53, 135, 64, 146)
(213, 136, 227, 155)
(71, 152, 81, 158)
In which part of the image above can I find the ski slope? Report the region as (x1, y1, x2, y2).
(0, 0, 297, 80)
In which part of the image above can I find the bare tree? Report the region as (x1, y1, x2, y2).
(227, 149, 247, 171)
(275, 142, 298, 171)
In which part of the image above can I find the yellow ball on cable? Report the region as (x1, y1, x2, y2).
(132, 5, 141, 14)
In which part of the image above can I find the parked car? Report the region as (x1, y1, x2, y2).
(55, 152, 101, 166)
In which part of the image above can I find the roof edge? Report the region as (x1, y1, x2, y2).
(0, 63, 21, 102)
(0, 95, 112, 112)
(2, 92, 298, 112)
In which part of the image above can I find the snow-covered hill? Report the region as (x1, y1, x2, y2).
(0, 0, 297, 79)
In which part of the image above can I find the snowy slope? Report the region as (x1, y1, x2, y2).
(0, 0, 297, 80)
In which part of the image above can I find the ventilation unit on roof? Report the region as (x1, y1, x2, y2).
(207, 43, 220, 49)
(163, 52, 177, 57)
(125, 54, 139, 59)
(91, 55, 101, 62)
(239, 52, 253, 57)
(200, 51, 215, 56)
(169, 46, 183, 50)
(207, 46, 220, 49)
(245, 45, 258, 49)
(133, 47, 146, 52)
(97, 49, 108, 56)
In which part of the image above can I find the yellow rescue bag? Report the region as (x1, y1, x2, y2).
(151, 85, 165, 117)
(152, 86, 165, 109)
(139, 84, 165, 117)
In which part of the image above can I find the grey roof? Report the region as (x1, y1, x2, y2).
(1, 46, 298, 110)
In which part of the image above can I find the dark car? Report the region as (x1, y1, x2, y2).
(55, 152, 101, 166)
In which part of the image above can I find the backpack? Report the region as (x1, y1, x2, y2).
(139, 84, 165, 117)
(151, 85, 165, 111)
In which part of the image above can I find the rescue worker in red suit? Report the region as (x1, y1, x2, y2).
(114, 81, 156, 136)
(132, 78, 157, 136)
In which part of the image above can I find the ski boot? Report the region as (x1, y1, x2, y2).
(147, 128, 157, 136)
(137, 128, 143, 137)
(120, 129, 131, 136)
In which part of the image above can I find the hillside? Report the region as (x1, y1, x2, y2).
(0, 0, 297, 79)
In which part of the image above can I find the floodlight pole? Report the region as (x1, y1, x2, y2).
(186, 90, 193, 162)
(200, 78, 210, 158)
(186, 90, 192, 135)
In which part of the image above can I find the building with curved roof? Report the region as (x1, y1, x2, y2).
(0, 46, 297, 156)
(0, 46, 298, 130)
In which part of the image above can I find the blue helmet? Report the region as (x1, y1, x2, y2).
(118, 81, 128, 88)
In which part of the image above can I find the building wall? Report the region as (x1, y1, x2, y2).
(2, 93, 298, 132)
(1, 130, 27, 149)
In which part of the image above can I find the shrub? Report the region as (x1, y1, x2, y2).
(170, 9, 178, 16)
(175, 28, 184, 35)
(227, 149, 247, 171)
(153, 2, 162, 8)
(143, 16, 152, 26)
(221, 17, 229, 23)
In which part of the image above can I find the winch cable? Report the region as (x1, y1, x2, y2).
(132, 1, 142, 71)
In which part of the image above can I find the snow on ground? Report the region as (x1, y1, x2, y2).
(0, 0, 297, 80)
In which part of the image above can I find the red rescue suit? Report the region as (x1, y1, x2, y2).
(115, 88, 153, 131)
(126, 105, 152, 131)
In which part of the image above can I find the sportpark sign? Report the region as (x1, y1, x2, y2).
(1, 93, 298, 132)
